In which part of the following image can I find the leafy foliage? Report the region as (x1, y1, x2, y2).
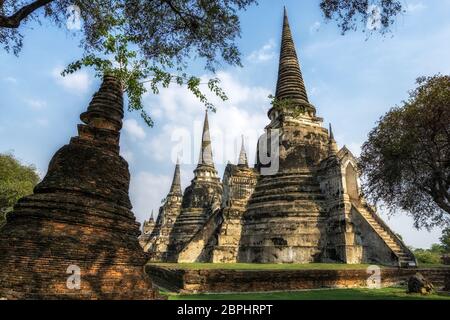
(413, 244, 444, 265)
(268, 94, 305, 118)
(1, 1, 406, 56)
(0, 0, 255, 65)
(440, 227, 450, 253)
(62, 16, 228, 126)
(0, 153, 40, 227)
(413, 250, 441, 265)
(360, 75, 450, 229)
(320, 0, 403, 35)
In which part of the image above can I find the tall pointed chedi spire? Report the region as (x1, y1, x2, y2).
(276, 7, 308, 103)
(198, 110, 214, 167)
(238, 135, 248, 167)
(149, 210, 155, 222)
(271, 7, 316, 118)
(328, 123, 338, 156)
(168, 159, 182, 196)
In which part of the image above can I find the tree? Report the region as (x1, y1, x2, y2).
(1, 0, 256, 61)
(320, 0, 402, 35)
(1, 1, 404, 124)
(2, 0, 255, 124)
(1, 1, 404, 55)
(359, 75, 450, 229)
(0, 153, 40, 227)
(62, 16, 228, 126)
(413, 247, 442, 265)
(440, 227, 450, 253)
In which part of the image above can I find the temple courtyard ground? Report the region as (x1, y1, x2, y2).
(146, 263, 450, 298)
(149, 263, 376, 270)
(147, 262, 448, 270)
(162, 287, 450, 300)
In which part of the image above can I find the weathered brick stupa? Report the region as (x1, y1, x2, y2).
(143, 8, 417, 267)
(0, 75, 158, 299)
(238, 9, 416, 266)
(165, 111, 223, 262)
(141, 160, 183, 260)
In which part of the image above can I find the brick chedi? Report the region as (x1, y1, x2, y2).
(237, 9, 415, 265)
(164, 111, 223, 262)
(138, 211, 156, 248)
(143, 211, 156, 235)
(0, 75, 158, 299)
(237, 8, 330, 263)
(142, 160, 183, 261)
(147, 8, 416, 267)
(212, 137, 257, 263)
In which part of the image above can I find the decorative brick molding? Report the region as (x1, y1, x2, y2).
(146, 265, 450, 294)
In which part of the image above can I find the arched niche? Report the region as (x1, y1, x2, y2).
(344, 162, 359, 201)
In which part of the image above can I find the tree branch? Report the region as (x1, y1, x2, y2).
(0, 0, 54, 28)
(161, 0, 201, 29)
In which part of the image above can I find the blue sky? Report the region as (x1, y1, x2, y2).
(1, 0, 449, 248)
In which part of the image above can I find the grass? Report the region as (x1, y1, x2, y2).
(147, 262, 377, 270)
(162, 287, 450, 300)
(416, 263, 448, 268)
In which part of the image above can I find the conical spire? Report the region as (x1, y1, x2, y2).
(328, 123, 338, 156)
(80, 75, 124, 132)
(198, 110, 214, 167)
(275, 8, 310, 106)
(168, 159, 182, 196)
(238, 135, 248, 167)
(149, 210, 155, 222)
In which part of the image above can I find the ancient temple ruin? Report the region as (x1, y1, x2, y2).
(0, 76, 158, 299)
(142, 9, 416, 267)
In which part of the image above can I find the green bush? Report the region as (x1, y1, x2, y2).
(414, 249, 442, 265)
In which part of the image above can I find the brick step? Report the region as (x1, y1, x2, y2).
(244, 212, 326, 220)
(249, 192, 326, 203)
(258, 172, 317, 179)
(250, 193, 325, 202)
(247, 200, 327, 214)
(256, 176, 319, 183)
(255, 179, 321, 189)
(253, 185, 322, 196)
(356, 204, 415, 263)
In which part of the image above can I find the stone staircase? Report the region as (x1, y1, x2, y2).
(352, 202, 417, 267)
(163, 208, 211, 261)
(177, 209, 223, 263)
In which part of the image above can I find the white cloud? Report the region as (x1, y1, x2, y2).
(406, 2, 427, 13)
(247, 39, 276, 63)
(123, 119, 146, 140)
(24, 98, 47, 110)
(52, 67, 92, 94)
(3, 76, 17, 84)
(309, 21, 321, 33)
(142, 71, 270, 166)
